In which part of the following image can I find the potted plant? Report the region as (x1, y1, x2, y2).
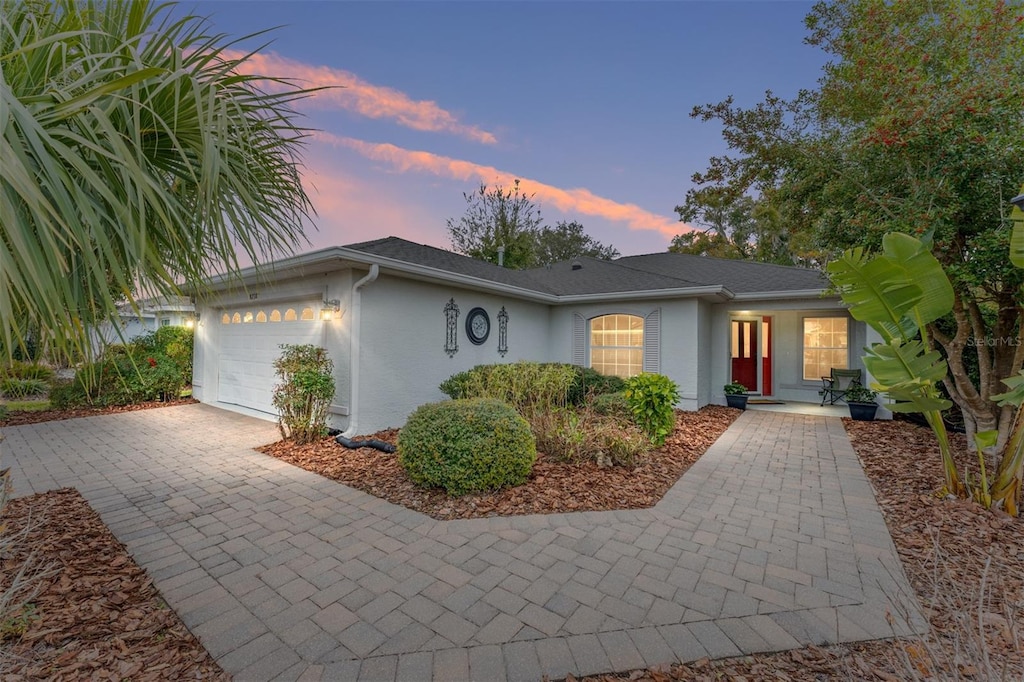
(844, 385, 879, 421)
(724, 381, 749, 410)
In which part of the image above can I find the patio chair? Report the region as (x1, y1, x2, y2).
(820, 368, 862, 405)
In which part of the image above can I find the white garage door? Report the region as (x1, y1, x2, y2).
(217, 301, 322, 415)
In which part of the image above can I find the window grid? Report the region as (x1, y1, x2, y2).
(590, 314, 644, 378)
(803, 317, 849, 380)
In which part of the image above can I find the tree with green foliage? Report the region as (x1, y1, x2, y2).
(671, 192, 805, 265)
(685, 0, 1024, 445)
(536, 221, 619, 265)
(1, 0, 315, 364)
(447, 181, 617, 268)
(447, 180, 544, 269)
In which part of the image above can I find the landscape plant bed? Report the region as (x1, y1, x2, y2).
(576, 418, 1024, 682)
(0, 488, 227, 681)
(258, 406, 740, 520)
(0, 397, 197, 427)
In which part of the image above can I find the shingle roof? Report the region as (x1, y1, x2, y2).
(612, 252, 828, 293)
(343, 237, 827, 297)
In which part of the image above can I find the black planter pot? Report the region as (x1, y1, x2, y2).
(848, 401, 878, 421)
(725, 394, 748, 410)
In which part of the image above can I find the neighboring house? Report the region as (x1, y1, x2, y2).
(90, 295, 195, 350)
(192, 237, 868, 435)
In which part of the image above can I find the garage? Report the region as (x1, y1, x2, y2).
(216, 300, 323, 415)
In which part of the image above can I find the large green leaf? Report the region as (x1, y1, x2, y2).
(879, 233, 954, 329)
(826, 233, 953, 343)
(864, 340, 952, 412)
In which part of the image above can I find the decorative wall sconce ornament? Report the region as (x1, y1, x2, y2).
(444, 298, 460, 357)
(497, 306, 509, 356)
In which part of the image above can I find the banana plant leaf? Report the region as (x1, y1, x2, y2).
(864, 340, 952, 413)
(827, 233, 953, 343)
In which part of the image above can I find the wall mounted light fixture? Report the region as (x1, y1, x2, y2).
(321, 299, 341, 321)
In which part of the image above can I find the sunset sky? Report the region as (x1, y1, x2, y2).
(183, 1, 826, 257)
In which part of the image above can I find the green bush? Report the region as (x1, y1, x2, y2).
(0, 378, 48, 399)
(438, 362, 576, 416)
(589, 391, 631, 421)
(624, 373, 681, 446)
(532, 407, 651, 467)
(49, 349, 184, 408)
(590, 419, 652, 468)
(441, 363, 624, 410)
(398, 398, 536, 495)
(567, 366, 626, 405)
(48, 379, 88, 409)
(2, 361, 54, 383)
(272, 344, 335, 444)
(135, 326, 194, 385)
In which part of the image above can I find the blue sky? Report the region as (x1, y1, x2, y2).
(183, 1, 827, 257)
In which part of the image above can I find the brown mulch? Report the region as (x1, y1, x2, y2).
(257, 406, 740, 520)
(0, 398, 198, 427)
(576, 418, 1024, 682)
(0, 489, 227, 680)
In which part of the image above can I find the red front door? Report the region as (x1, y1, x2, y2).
(731, 319, 757, 391)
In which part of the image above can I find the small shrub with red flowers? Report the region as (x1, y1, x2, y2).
(49, 349, 184, 409)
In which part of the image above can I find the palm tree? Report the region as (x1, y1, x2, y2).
(0, 0, 316, 361)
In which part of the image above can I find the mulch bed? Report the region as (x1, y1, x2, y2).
(257, 406, 740, 520)
(0, 398, 198, 428)
(0, 489, 227, 680)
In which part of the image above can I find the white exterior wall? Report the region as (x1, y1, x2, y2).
(353, 275, 553, 432)
(709, 298, 864, 404)
(549, 300, 702, 410)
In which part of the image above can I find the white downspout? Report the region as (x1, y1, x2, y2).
(341, 264, 379, 437)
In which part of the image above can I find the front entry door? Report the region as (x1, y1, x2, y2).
(731, 319, 758, 391)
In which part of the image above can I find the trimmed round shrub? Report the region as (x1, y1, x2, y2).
(398, 398, 537, 496)
(624, 373, 681, 446)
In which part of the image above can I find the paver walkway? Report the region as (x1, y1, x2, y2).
(2, 405, 924, 681)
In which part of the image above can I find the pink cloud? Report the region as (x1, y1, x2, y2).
(297, 157, 436, 248)
(227, 51, 497, 145)
(319, 133, 690, 238)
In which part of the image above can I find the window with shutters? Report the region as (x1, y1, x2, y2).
(590, 314, 643, 378)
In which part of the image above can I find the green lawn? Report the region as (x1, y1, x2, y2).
(1, 400, 51, 412)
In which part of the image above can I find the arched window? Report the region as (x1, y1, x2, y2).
(231, 312, 241, 324)
(243, 311, 254, 323)
(269, 310, 282, 322)
(221, 313, 230, 325)
(256, 311, 267, 323)
(284, 309, 297, 321)
(300, 307, 315, 321)
(590, 314, 643, 378)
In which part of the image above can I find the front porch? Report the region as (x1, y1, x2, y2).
(745, 400, 850, 418)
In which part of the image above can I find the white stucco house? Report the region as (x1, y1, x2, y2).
(192, 237, 866, 435)
(90, 295, 195, 351)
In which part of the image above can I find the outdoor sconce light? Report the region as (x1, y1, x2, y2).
(184, 313, 199, 329)
(321, 299, 341, 321)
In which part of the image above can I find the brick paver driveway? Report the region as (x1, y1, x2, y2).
(3, 404, 924, 681)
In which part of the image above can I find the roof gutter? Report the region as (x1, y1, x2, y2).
(554, 285, 734, 304)
(730, 289, 833, 301)
(341, 264, 379, 439)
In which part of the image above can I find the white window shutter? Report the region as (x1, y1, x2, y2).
(572, 313, 586, 366)
(643, 309, 661, 373)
